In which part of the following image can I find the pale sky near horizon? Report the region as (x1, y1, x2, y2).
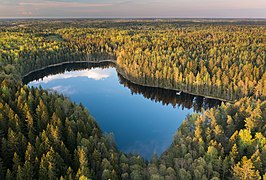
(0, 0, 265, 18)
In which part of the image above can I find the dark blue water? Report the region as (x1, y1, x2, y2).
(27, 65, 220, 159)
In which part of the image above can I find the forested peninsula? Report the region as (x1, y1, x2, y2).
(0, 19, 265, 179)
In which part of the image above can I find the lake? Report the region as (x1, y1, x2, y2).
(24, 62, 221, 159)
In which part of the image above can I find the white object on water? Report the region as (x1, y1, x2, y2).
(176, 91, 182, 95)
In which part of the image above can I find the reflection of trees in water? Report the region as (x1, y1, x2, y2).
(117, 73, 222, 112)
(23, 62, 222, 112)
(22, 62, 115, 84)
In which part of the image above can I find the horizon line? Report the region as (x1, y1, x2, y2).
(0, 17, 266, 20)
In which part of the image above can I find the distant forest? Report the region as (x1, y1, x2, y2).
(0, 19, 265, 179)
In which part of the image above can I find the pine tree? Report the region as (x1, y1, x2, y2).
(12, 153, 21, 176)
(233, 156, 261, 180)
(0, 157, 6, 178)
(22, 160, 35, 180)
(76, 147, 91, 179)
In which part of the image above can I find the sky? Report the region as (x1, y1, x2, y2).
(0, 0, 265, 18)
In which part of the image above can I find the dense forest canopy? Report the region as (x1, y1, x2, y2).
(0, 19, 265, 179)
(1, 19, 265, 101)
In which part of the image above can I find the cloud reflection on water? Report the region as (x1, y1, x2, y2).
(30, 68, 112, 85)
(49, 85, 76, 95)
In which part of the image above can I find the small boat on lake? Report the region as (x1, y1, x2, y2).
(176, 91, 182, 95)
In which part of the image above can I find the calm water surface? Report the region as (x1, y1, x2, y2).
(26, 63, 221, 159)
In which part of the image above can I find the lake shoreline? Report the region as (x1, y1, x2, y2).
(22, 59, 233, 103)
(117, 68, 233, 103)
(21, 59, 117, 78)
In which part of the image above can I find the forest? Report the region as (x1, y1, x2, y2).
(1, 20, 265, 101)
(0, 19, 265, 179)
